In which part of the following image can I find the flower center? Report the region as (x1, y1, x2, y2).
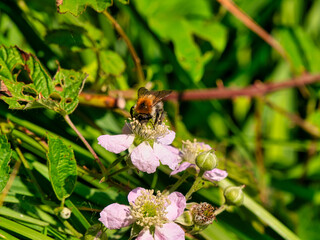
(130, 119, 170, 143)
(181, 139, 211, 164)
(191, 202, 216, 225)
(130, 189, 170, 228)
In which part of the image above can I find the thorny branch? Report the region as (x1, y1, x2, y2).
(76, 73, 320, 107)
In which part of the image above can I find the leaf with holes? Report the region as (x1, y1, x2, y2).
(57, 0, 112, 16)
(0, 134, 12, 193)
(47, 135, 77, 201)
(0, 45, 87, 115)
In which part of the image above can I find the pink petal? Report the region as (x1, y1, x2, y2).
(154, 143, 181, 170)
(157, 130, 175, 145)
(166, 145, 180, 155)
(128, 187, 146, 204)
(154, 222, 185, 240)
(98, 134, 134, 154)
(99, 203, 134, 229)
(166, 192, 186, 221)
(203, 168, 228, 182)
(137, 228, 153, 240)
(198, 142, 212, 151)
(131, 142, 160, 174)
(170, 162, 193, 176)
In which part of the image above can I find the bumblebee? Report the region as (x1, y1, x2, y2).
(130, 87, 172, 125)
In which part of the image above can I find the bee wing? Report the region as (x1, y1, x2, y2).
(137, 87, 172, 105)
(137, 87, 150, 97)
(151, 89, 172, 106)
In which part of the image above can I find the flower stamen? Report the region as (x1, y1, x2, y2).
(130, 189, 171, 228)
(129, 118, 170, 142)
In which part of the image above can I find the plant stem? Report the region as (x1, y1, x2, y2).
(214, 205, 227, 216)
(103, 10, 145, 84)
(108, 154, 128, 172)
(185, 172, 204, 200)
(107, 166, 130, 179)
(219, 179, 301, 240)
(167, 171, 190, 194)
(63, 114, 107, 175)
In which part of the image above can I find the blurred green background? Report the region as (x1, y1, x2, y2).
(1, 0, 320, 239)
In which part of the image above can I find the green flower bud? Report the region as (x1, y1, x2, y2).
(60, 207, 72, 219)
(195, 150, 218, 171)
(223, 185, 245, 206)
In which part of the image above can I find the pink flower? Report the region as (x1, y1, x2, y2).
(99, 187, 186, 240)
(98, 120, 181, 174)
(170, 140, 228, 182)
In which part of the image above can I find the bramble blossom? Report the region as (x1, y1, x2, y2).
(98, 119, 180, 174)
(99, 187, 186, 240)
(171, 139, 228, 182)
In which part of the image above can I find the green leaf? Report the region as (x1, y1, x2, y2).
(134, 0, 227, 82)
(276, 27, 320, 73)
(0, 134, 12, 193)
(45, 28, 93, 50)
(47, 135, 77, 201)
(57, 0, 112, 16)
(100, 50, 126, 76)
(0, 216, 54, 240)
(0, 45, 87, 115)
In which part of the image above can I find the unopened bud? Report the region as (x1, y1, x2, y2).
(224, 185, 245, 206)
(196, 150, 218, 171)
(60, 207, 72, 219)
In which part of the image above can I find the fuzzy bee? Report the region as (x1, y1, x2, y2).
(130, 87, 172, 125)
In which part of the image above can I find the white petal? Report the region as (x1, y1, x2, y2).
(128, 187, 146, 204)
(203, 168, 228, 182)
(154, 143, 181, 170)
(99, 203, 134, 229)
(98, 134, 134, 154)
(170, 162, 193, 175)
(157, 130, 175, 145)
(131, 142, 160, 174)
(154, 223, 185, 240)
(137, 228, 154, 240)
(166, 192, 186, 221)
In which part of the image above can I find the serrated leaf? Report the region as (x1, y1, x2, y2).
(0, 134, 12, 192)
(0, 45, 87, 115)
(47, 135, 77, 201)
(57, 0, 112, 16)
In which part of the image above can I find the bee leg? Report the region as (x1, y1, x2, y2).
(154, 109, 165, 125)
(130, 106, 134, 119)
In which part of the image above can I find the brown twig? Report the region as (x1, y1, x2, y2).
(77, 74, 320, 107)
(217, 0, 288, 62)
(64, 115, 107, 175)
(103, 10, 145, 83)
